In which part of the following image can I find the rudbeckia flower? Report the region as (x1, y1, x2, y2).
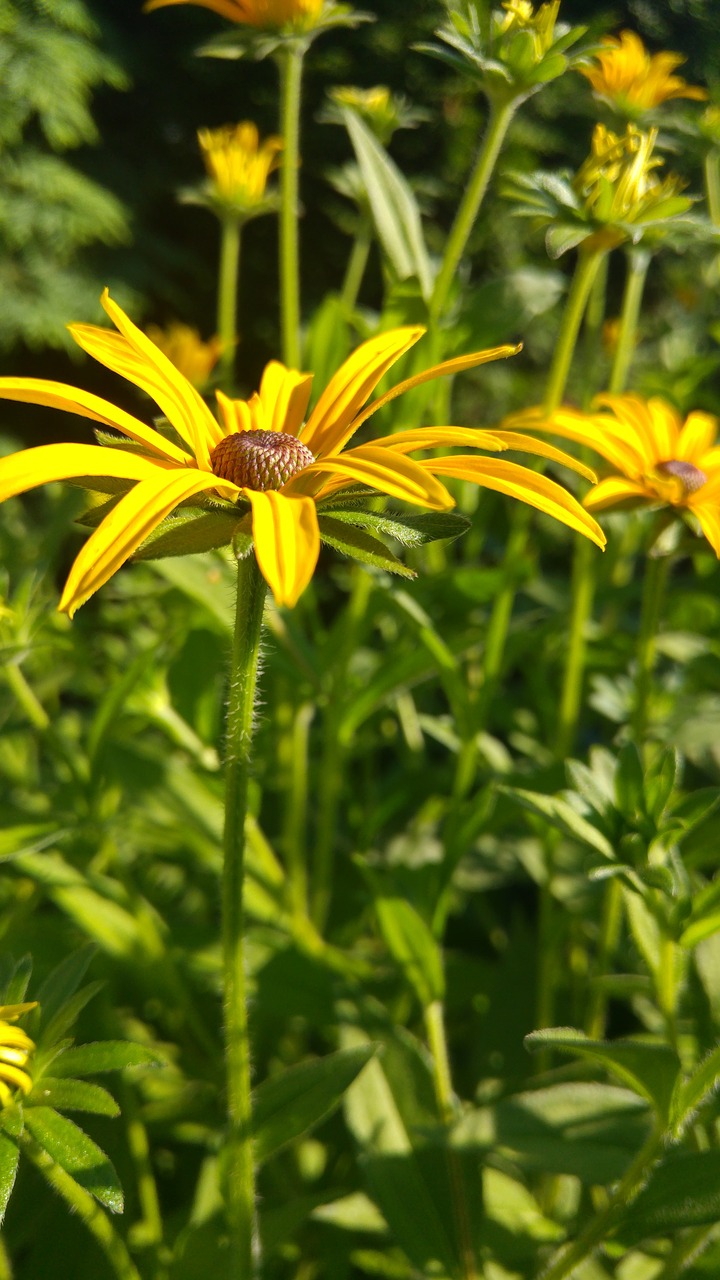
(144, 0, 324, 30)
(0, 291, 604, 615)
(581, 30, 707, 117)
(0, 1003, 37, 1108)
(508, 395, 720, 553)
(196, 123, 283, 216)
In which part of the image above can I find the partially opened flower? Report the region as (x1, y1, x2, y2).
(507, 395, 720, 553)
(183, 123, 283, 223)
(145, 321, 223, 387)
(0, 1003, 37, 1109)
(581, 30, 707, 119)
(0, 291, 604, 616)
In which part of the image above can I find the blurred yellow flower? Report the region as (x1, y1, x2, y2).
(145, 0, 324, 29)
(499, 0, 561, 59)
(575, 123, 686, 236)
(198, 123, 282, 212)
(145, 322, 223, 388)
(0, 291, 603, 615)
(582, 30, 707, 116)
(0, 1003, 37, 1108)
(514, 395, 720, 553)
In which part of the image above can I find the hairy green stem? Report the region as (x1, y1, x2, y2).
(119, 1080, 167, 1279)
(16, 1128, 142, 1280)
(278, 46, 304, 367)
(633, 552, 670, 741)
(543, 249, 606, 415)
(223, 555, 267, 1279)
(218, 217, 242, 391)
(608, 248, 650, 396)
(430, 99, 516, 323)
(654, 1223, 720, 1280)
(340, 226, 372, 313)
(585, 878, 623, 1040)
(539, 1127, 663, 1280)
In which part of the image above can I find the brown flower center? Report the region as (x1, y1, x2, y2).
(655, 459, 707, 495)
(210, 429, 314, 491)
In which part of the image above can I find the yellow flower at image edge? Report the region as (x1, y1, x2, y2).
(144, 0, 323, 30)
(0, 291, 604, 616)
(581, 30, 707, 114)
(0, 1003, 37, 1108)
(512, 396, 720, 553)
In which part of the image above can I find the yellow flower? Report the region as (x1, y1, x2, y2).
(499, 0, 560, 58)
(575, 123, 686, 233)
(198, 123, 282, 211)
(0, 1003, 37, 1108)
(0, 291, 604, 614)
(511, 396, 720, 553)
(581, 30, 707, 116)
(144, 322, 223, 388)
(145, 0, 324, 30)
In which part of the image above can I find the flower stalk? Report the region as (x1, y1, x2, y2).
(278, 45, 304, 367)
(222, 554, 267, 1279)
(218, 217, 242, 391)
(609, 247, 650, 396)
(633, 549, 670, 741)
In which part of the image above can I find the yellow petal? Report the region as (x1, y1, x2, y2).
(0, 1003, 37, 1021)
(489, 432, 598, 483)
(342, 343, 522, 450)
(300, 327, 425, 457)
(0, 443, 168, 503)
(506, 405, 647, 476)
(244, 490, 319, 608)
(59, 470, 230, 617)
(593, 394, 673, 466)
(259, 362, 314, 436)
(0, 379, 188, 464)
(582, 475, 650, 511)
(676, 411, 718, 462)
(295, 445, 454, 511)
(424, 456, 606, 548)
(0, 1063, 32, 1095)
(369, 426, 507, 454)
(691, 502, 720, 556)
(145, 0, 245, 19)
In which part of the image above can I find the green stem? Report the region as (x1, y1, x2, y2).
(430, 98, 517, 323)
(218, 217, 242, 392)
(16, 1128, 142, 1280)
(278, 45, 304, 367)
(424, 1001, 479, 1280)
(543, 249, 606, 415)
(223, 555, 267, 1280)
(705, 149, 720, 226)
(657, 931, 680, 1053)
(340, 226, 372, 313)
(539, 1126, 663, 1280)
(608, 248, 650, 396)
(5, 663, 50, 732)
(632, 552, 670, 741)
(555, 536, 595, 761)
(119, 1080, 167, 1279)
(284, 702, 313, 925)
(585, 877, 623, 1040)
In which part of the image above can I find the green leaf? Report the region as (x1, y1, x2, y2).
(318, 507, 471, 547)
(24, 1107, 123, 1212)
(132, 507, 243, 560)
(0, 1132, 19, 1227)
(343, 107, 433, 298)
(51, 1041, 163, 1077)
(318, 514, 416, 579)
(252, 1046, 378, 1165)
(614, 742, 646, 820)
(0, 824, 60, 863)
(500, 787, 615, 860)
(35, 947, 97, 1039)
(37, 983, 104, 1055)
(644, 748, 678, 822)
(29, 1077, 120, 1117)
(617, 1151, 720, 1243)
(358, 865, 444, 1007)
(524, 1029, 681, 1121)
(669, 1045, 720, 1138)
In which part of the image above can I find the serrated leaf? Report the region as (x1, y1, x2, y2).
(500, 786, 615, 859)
(320, 507, 470, 547)
(616, 1151, 720, 1243)
(524, 1029, 681, 1122)
(0, 1133, 19, 1227)
(51, 1041, 163, 1077)
(132, 507, 243, 560)
(318, 514, 416, 578)
(253, 1046, 377, 1165)
(343, 107, 433, 298)
(29, 1077, 120, 1118)
(669, 1045, 720, 1137)
(24, 1108, 123, 1212)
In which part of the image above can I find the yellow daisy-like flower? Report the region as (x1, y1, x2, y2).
(0, 1003, 37, 1109)
(0, 291, 604, 615)
(581, 30, 707, 117)
(145, 322, 223, 388)
(145, 0, 323, 30)
(575, 123, 684, 228)
(198, 123, 283, 212)
(511, 395, 720, 553)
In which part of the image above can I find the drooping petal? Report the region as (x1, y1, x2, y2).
(505, 405, 647, 476)
(0, 379, 189, 465)
(369, 426, 507, 454)
(691, 502, 720, 557)
(489, 432, 598, 483)
(423, 456, 606, 548)
(676, 411, 718, 462)
(338, 343, 522, 452)
(292, 445, 454, 511)
(300, 327, 424, 457)
(0, 443, 169, 504)
(582, 475, 651, 510)
(258, 362, 314, 436)
(59, 469, 233, 617)
(244, 490, 319, 608)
